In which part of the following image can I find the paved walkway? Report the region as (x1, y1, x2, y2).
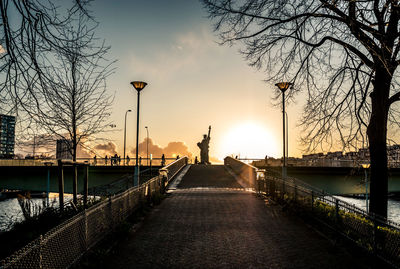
(104, 165, 370, 268)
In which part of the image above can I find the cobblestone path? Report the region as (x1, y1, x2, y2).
(104, 165, 370, 269)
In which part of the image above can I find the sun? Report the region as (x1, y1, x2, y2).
(218, 122, 279, 159)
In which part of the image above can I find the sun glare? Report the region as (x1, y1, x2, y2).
(218, 122, 279, 159)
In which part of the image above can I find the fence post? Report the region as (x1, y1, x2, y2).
(39, 235, 43, 269)
(147, 184, 152, 203)
(335, 199, 340, 225)
(373, 215, 378, 256)
(108, 196, 113, 229)
(57, 160, 64, 213)
(311, 191, 314, 212)
(84, 210, 88, 250)
(73, 163, 78, 205)
(271, 179, 276, 199)
(83, 164, 89, 207)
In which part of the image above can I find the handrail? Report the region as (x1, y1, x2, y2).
(224, 156, 258, 188)
(229, 157, 400, 268)
(259, 171, 400, 268)
(159, 156, 188, 184)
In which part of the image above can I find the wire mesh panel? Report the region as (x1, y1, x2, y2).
(1, 157, 188, 269)
(260, 173, 400, 268)
(41, 214, 86, 268)
(1, 238, 41, 268)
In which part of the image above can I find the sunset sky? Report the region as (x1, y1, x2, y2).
(77, 0, 306, 161)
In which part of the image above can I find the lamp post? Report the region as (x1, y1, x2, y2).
(362, 163, 370, 213)
(285, 111, 288, 165)
(145, 126, 149, 166)
(275, 82, 292, 179)
(130, 81, 147, 186)
(124, 109, 132, 165)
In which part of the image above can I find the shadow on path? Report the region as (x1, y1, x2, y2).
(103, 165, 369, 269)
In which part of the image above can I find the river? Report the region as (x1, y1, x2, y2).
(0, 194, 73, 231)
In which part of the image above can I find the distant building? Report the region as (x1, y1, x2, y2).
(56, 139, 73, 160)
(358, 148, 370, 160)
(302, 153, 324, 160)
(344, 151, 358, 159)
(0, 114, 16, 158)
(325, 151, 343, 159)
(388, 145, 400, 162)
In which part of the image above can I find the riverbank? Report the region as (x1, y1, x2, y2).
(342, 191, 400, 201)
(0, 190, 48, 201)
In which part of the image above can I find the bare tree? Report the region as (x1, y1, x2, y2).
(0, 0, 91, 126)
(31, 13, 115, 161)
(202, 0, 400, 218)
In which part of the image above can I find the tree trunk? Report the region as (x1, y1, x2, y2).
(367, 73, 390, 219)
(72, 136, 77, 162)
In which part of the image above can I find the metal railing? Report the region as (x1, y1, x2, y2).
(249, 158, 400, 168)
(0, 157, 188, 269)
(257, 172, 400, 268)
(225, 158, 400, 267)
(0, 157, 180, 167)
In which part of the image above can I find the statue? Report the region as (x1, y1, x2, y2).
(197, 126, 211, 164)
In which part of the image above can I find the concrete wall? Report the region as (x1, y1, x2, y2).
(0, 165, 161, 193)
(224, 157, 257, 188)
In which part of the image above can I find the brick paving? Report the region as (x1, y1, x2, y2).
(104, 165, 370, 269)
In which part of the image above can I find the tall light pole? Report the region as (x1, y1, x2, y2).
(275, 82, 292, 179)
(130, 81, 147, 186)
(362, 163, 370, 213)
(145, 126, 149, 166)
(124, 109, 132, 165)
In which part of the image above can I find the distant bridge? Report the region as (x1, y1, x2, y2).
(0, 165, 161, 194)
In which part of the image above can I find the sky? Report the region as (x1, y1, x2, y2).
(67, 0, 306, 161)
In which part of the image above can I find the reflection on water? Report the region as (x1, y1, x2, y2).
(335, 196, 400, 223)
(0, 193, 73, 231)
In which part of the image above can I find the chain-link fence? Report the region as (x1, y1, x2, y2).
(257, 173, 400, 268)
(0, 157, 188, 269)
(224, 157, 400, 268)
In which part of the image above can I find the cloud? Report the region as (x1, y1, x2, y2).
(76, 145, 92, 158)
(164, 141, 193, 158)
(94, 142, 118, 157)
(130, 138, 192, 158)
(128, 27, 216, 80)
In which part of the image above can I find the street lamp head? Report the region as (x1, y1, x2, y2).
(130, 81, 147, 92)
(275, 82, 293, 93)
(361, 163, 371, 169)
(145, 126, 148, 129)
(128, 109, 132, 112)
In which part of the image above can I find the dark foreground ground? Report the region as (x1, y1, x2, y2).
(102, 165, 371, 269)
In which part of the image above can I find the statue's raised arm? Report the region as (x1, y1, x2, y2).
(208, 125, 211, 139)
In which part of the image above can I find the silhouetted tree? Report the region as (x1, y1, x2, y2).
(32, 13, 115, 161)
(202, 0, 400, 218)
(0, 1, 114, 161)
(0, 0, 90, 116)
